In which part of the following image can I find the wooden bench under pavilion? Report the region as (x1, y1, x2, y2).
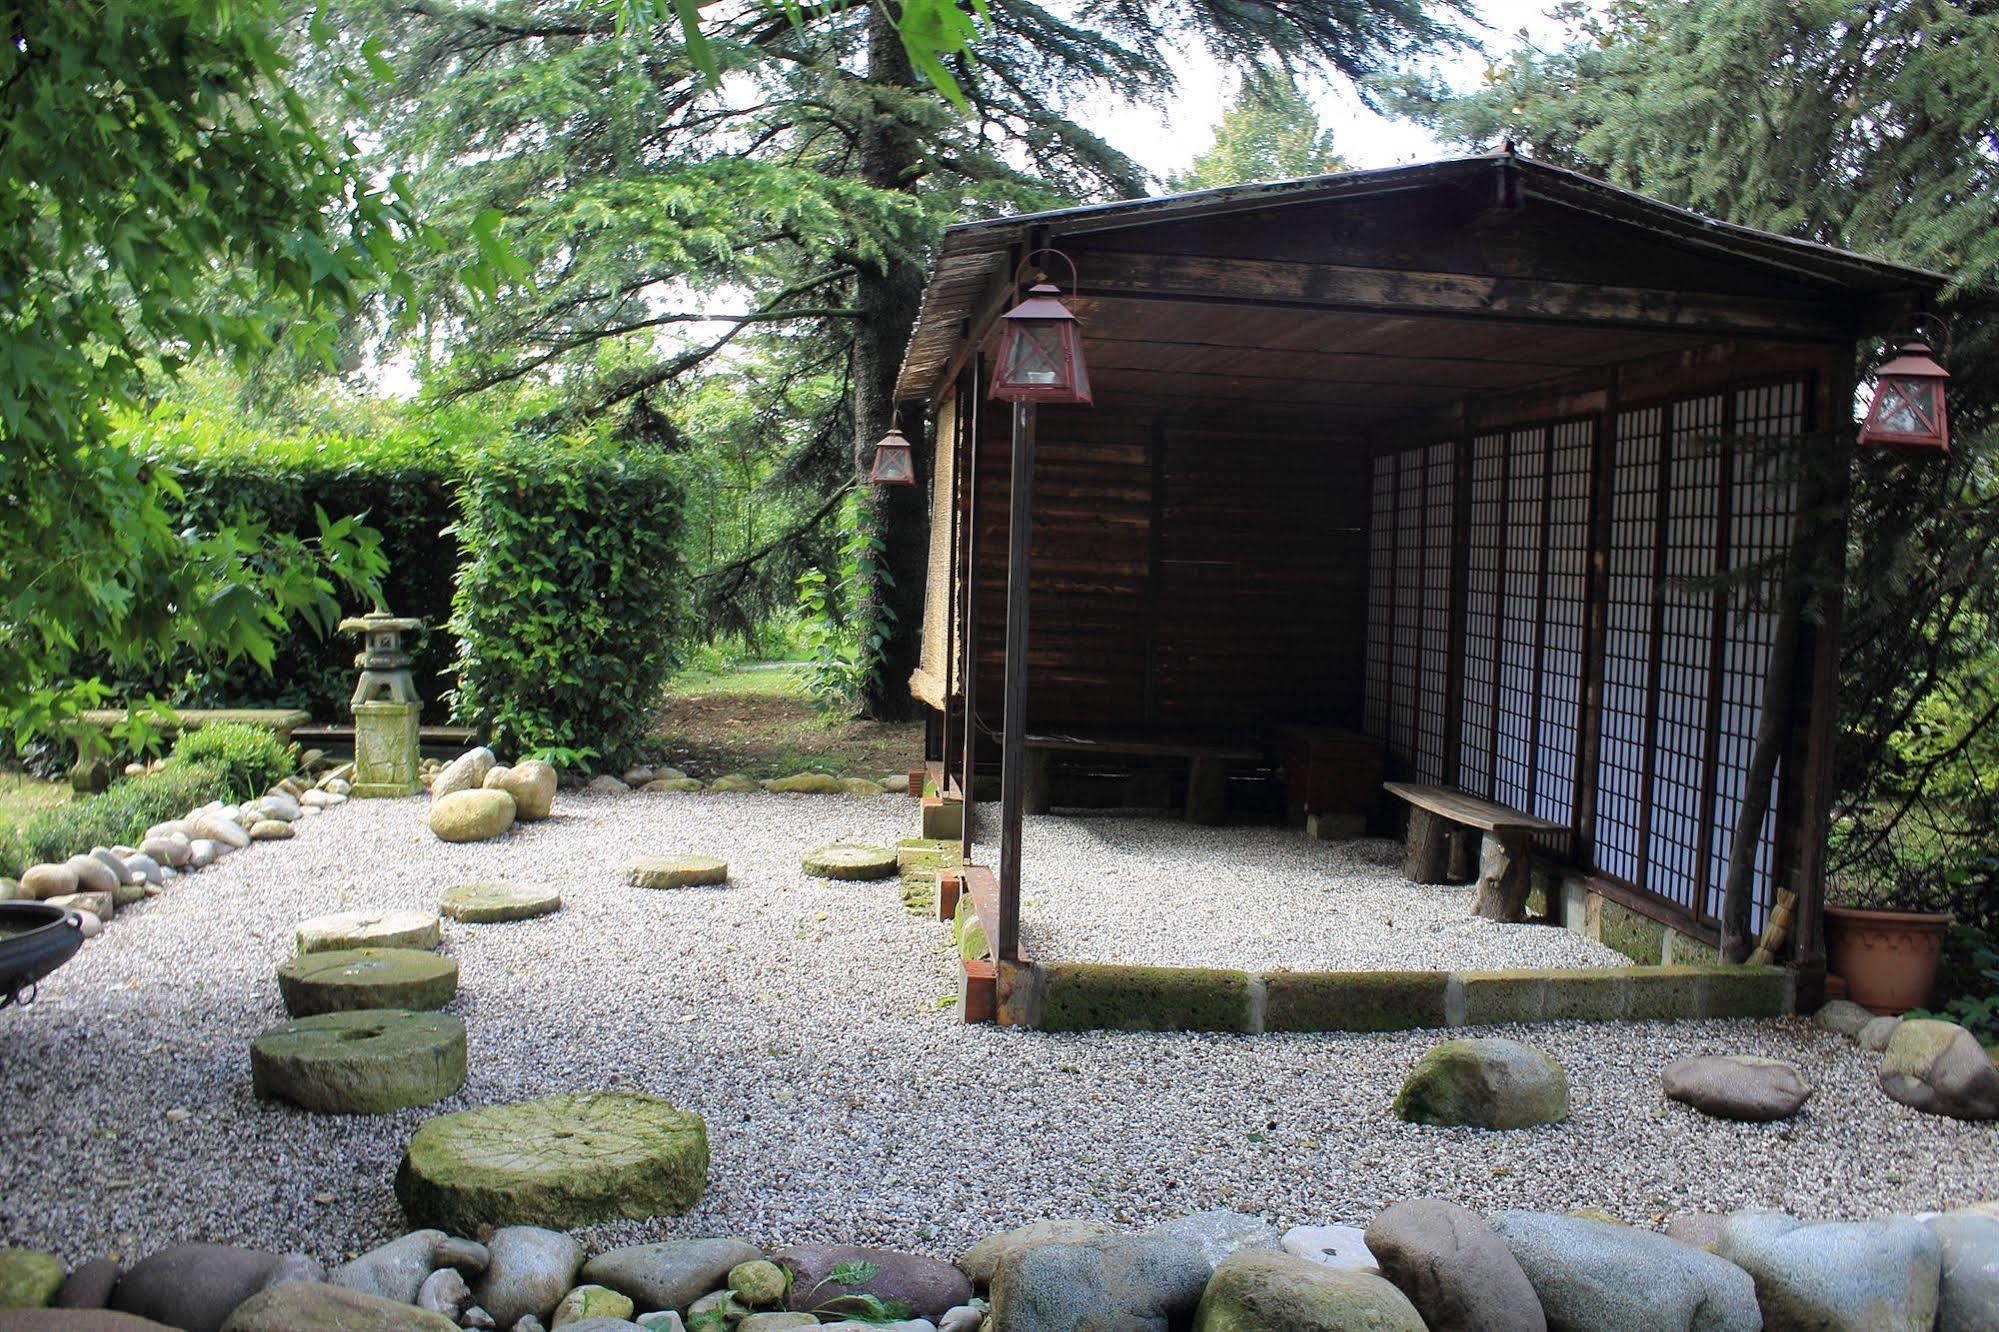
(1385, 781, 1563, 922)
(1023, 730, 1262, 824)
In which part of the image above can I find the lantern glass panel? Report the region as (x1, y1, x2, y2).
(870, 440, 915, 485)
(1872, 379, 1937, 436)
(1003, 325, 1065, 386)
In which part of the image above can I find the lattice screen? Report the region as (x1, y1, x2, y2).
(1596, 405, 1663, 886)
(1390, 452, 1425, 760)
(1416, 442, 1456, 781)
(1364, 455, 1395, 739)
(1536, 420, 1593, 830)
(1458, 433, 1505, 794)
(1364, 441, 1456, 776)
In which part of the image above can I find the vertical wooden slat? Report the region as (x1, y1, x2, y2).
(1528, 424, 1555, 813)
(997, 400, 1037, 963)
(1574, 370, 1620, 862)
(957, 361, 982, 858)
(1694, 390, 1737, 916)
(1635, 398, 1678, 895)
(1445, 423, 1473, 784)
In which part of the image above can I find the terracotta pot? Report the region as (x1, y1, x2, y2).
(1825, 906, 1953, 1016)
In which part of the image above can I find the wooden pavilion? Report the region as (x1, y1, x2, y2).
(895, 152, 1943, 999)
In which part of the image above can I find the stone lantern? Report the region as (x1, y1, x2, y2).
(339, 607, 423, 798)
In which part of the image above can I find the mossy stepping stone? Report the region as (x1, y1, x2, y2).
(277, 947, 459, 1017)
(627, 855, 728, 889)
(439, 881, 562, 923)
(296, 909, 441, 955)
(250, 1009, 467, 1114)
(395, 1091, 709, 1232)
(801, 843, 899, 880)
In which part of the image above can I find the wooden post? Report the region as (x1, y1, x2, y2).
(958, 363, 982, 861)
(997, 399, 1037, 963)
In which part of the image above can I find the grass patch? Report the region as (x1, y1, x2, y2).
(0, 771, 69, 841)
(651, 665, 920, 780)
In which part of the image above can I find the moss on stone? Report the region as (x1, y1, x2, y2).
(1666, 932, 1723, 967)
(1037, 962, 1253, 1033)
(1459, 970, 1549, 1027)
(957, 911, 990, 962)
(1698, 965, 1788, 1018)
(1544, 970, 1633, 1021)
(1591, 895, 1668, 966)
(0, 1248, 63, 1309)
(800, 844, 898, 880)
(1625, 966, 1707, 1021)
(277, 947, 459, 1017)
(250, 1009, 467, 1114)
(1262, 970, 1449, 1033)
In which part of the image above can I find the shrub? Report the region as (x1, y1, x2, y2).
(169, 722, 297, 803)
(2, 761, 228, 877)
(449, 436, 684, 768)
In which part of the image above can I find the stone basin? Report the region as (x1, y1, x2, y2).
(0, 901, 86, 1008)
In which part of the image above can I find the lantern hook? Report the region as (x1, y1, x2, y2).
(1013, 247, 1081, 300)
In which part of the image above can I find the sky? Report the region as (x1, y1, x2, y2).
(1085, 0, 1583, 181)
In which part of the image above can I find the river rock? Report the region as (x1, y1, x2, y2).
(989, 1231, 1212, 1332)
(1192, 1249, 1425, 1331)
(776, 1244, 970, 1320)
(1394, 1038, 1570, 1128)
(110, 1244, 320, 1332)
(19, 864, 77, 900)
(258, 793, 302, 823)
(1719, 1210, 1940, 1331)
(486, 761, 558, 821)
(1879, 1019, 1999, 1119)
(708, 775, 759, 793)
(189, 839, 219, 868)
(49, 891, 113, 921)
(551, 1285, 634, 1327)
(1149, 1211, 1281, 1270)
(581, 1240, 762, 1314)
(728, 1262, 786, 1307)
(139, 835, 190, 869)
(190, 811, 252, 849)
(1490, 1210, 1759, 1332)
(586, 775, 629, 794)
(221, 1281, 457, 1331)
(1813, 1000, 1874, 1038)
(642, 778, 705, 793)
(1928, 1209, 1999, 1332)
(763, 773, 844, 794)
(328, 1231, 448, 1304)
(1662, 1054, 1814, 1121)
(432, 748, 497, 799)
(1861, 1016, 1902, 1051)
(1278, 1224, 1376, 1272)
(959, 1220, 1114, 1288)
(55, 1257, 121, 1309)
(429, 789, 517, 843)
(0, 1249, 65, 1308)
(66, 855, 119, 895)
(418, 1268, 471, 1321)
(1365, 1198, 1546, 1331)
(473, 1229, 585, 1328)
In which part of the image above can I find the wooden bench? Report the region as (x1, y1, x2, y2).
(1025, 732, 1262, 825)
(1383, 782, 1562, 922)
(72, 708, 312, 790)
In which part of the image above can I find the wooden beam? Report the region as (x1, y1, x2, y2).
(996, 400, 1037, 963)
(1072, 250, 1849, 339)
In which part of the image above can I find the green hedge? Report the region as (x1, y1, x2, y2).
(450, 438, 683, 768)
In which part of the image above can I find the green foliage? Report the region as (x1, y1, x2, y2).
(450, 436, 685, 767)
(1, 0, 415, 753)
(1911, 920, 1999, 1045)
(1169, 69, 1349, 191)
(795, 493, 890, 717)
(0, 762, 227, 879)
(168, 724, 299, 804)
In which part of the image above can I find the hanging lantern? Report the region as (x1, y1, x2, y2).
(868, 425, 917, 486)
(1858, 338, 1950, 454)
(989, 250, 1093, 405)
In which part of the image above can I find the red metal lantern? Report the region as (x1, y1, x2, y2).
(1859, 338, 1950, 454)
(989, 251, 1092, 405)
(868, 426, 917, 486)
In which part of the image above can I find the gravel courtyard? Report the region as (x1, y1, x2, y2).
(3, 791, 1994, 1271)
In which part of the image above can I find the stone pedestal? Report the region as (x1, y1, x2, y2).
(353, 700, 421, 798)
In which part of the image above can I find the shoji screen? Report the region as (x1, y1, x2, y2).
(1364, 442, 1456, 782)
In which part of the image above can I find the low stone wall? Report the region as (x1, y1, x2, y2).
(998, 960, 1791, 1033)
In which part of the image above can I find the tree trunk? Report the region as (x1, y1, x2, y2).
(851, 0, 930, 722)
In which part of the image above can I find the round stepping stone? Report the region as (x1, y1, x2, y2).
(395, 1091, 709, 1232)
(277, 947, 460, 1017)
(296, 909, 441, 955)
(626, 855, 728, 890)
(439, 881, 562, 923)
(251, 1009, 467, 1113)
(801, 843, 898, 880)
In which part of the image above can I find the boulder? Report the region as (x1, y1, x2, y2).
(1812, 1000, 1875, 1039)
(189, 840, 219, 869)
(279, 949, 459, 1017)
(190, 812, 251, 850)
(296, 909, 440, 955)
(440, 882, 562, 924)
(432, 748, 498, 799)
(248, 820, 294, 842)
(48, 892, 113, 922)
(1928, 1209, 1999, 1332)
(1489, 1210, 1759, 1332)
(1662, 1213, 1731, 1254)
(138, 836, 189, 870)
(738, 1316, 816, 1331)
(110, 1245, 319, 1332)
(251, 1009, 467, 1114)
(581, 1240, 763, 1315)
(0, 1250, 64, 1308)
(220, 1282, 456, 1331)
(763, 773, 844, 795)
(18, 864, 76, 901)
(54, 1258, 121, 1310)
(799, 845, 899, 881)
(1879, 1019, 1999, 1119)
(1365, 1198, 1546, 1331)
(586, 775, 630, 794)
(551, 1286, 634, 1327)
(397, 1092, 709, 1232)
(1860, 1016, 1902, 1052)
(839, 778, 887, 797)
(776, 1245, 971, 1321)
(707, 775, 759, 794)
(1661, 1055, 1814, 1121)
(626, 857, 728, 890)
(486, 762, 558, 822)
(328, 1231, 448, 1304)
(641, 779, 705, 793)
(471, 1228, 585, 1328)
(622, 766, 656, 786)
(430, 789, 517, 843)
(65, 856, 119, 896)
(258, 793, 302, 823)
(416, 1268, 470, 1322)
(1191, 1249, 1426, 1331)
(89, 849, 136, 886)
(1148, 1212, 1282, 1270)
(727, 1262, 786, 1308)
(1718, 1211, 1940, 1332)
(989, 1231, 1213, 1332)
(1, 1315, 178, 1330)
(1394, 1038, 1570, 1128)
(1278, 1225, 1377, 1272)
(959, 1221, 1114, 1288)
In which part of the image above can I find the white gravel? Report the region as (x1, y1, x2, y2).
(1011, 813, 1632, 971)
(2, 791, 1994, 1271)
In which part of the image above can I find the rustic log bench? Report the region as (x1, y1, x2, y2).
(1024, 732, 1262, 825)
(1383, 782, 1562, 922)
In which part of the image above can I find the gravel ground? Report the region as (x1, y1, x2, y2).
(2, 791, 1994, 1272)
(1014, 813, 1632, 971)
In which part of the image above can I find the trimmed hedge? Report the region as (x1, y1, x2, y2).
(2, 761, 224, 877)
(166, 722, 297, 803)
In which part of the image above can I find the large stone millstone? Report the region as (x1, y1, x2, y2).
(250, 1009, 468, 1114)
(439, 881, 562, 924)
(277, 948, 460, 1017)
(396, 1092, 709, 1233)
(626, 856, 729, 890)
(800, 844, 899, 881)
(296, 909, 441, 955)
